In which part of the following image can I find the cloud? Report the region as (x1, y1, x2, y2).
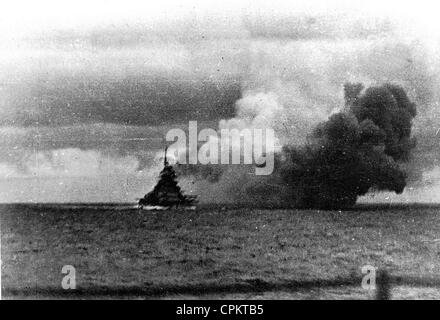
(0, 147, 170, 203)
(0, 148, 139, 178)
(0, 9, 397, 128)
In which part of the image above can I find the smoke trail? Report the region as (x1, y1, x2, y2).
(177, 83, 417, 209)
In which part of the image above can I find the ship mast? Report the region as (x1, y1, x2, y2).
(164, 146, 169, 166)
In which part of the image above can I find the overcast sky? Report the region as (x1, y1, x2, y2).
(1, 0, 440, 202)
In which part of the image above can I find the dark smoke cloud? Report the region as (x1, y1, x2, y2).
(279, 83, 416, 208)
(178, 83, 417, 209)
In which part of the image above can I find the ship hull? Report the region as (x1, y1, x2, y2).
(139, 205, 196, 211)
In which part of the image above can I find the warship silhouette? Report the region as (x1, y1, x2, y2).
(138, 147, 198, 210)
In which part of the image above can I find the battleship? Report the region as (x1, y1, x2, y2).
(138, 147, 198, 210)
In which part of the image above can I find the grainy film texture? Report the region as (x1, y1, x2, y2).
(1, 0, 440, 300)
